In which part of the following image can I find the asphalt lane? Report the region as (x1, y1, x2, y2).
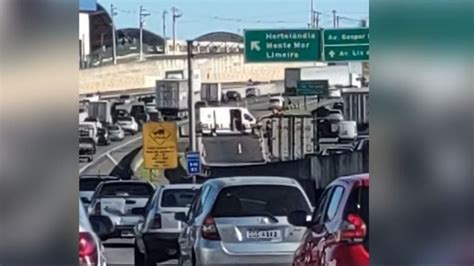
(104, 239, 177, 265)
(202, 135, 266, 165)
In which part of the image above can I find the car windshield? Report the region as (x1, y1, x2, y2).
(212, 185, 311, 217)
(270, 99, 282, 103)
(99, 183, 154, 198)
(131, 106, 145, 113)
(118, 117, 132, 121)
(79, 137, 94, 144)
(107, 125, 120, 130)
(160, 189, 198, 207)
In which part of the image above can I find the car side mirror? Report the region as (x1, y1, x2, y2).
(288, 210, 312, 227)
(89, 215, 114, 238)
(174, 212, 186, 222)
(131, 207, 146, 216)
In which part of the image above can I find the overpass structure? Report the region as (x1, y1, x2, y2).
(79, 52, 322, 94)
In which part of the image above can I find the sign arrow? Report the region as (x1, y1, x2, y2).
(250, 41, 261, 51)
(328, 50, 335, 58)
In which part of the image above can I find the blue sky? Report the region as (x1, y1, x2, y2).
(97, 0, 368, 39)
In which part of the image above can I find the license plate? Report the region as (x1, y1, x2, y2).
(246, 229, 281, 239)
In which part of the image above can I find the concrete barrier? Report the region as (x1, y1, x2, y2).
(80, 53, 315, 94)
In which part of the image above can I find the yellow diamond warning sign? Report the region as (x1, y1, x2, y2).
(143, 122, 178, 169)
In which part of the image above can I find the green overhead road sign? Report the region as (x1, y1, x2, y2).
(297, 80, 329, 96)
(323, 28, 369, 62)
(244, 29, 321, 62)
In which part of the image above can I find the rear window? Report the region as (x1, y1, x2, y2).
(99, 183, 154, 198)
(131, 106, 145, 113)
(160, 189, 198, 207)
(80, 179, 103, 191)
(119, 117, 132, 121)
(108, 125, 119, 130)
(270, 99, 281, 103)
(212, 185, 310, 217)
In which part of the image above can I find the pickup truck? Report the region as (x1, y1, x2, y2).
(88, 180, 155, 240)
(134, 184, 200, 265)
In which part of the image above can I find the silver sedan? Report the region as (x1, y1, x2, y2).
(175, 176, 313, 266)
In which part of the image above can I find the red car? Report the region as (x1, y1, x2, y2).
(288, 174, 369, 266)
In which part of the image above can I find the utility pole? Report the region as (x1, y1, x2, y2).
(171, 7, 182, 54)
(139, 5, 150, 61)
(332, 10, 337, 28)
(186, 40, 197, 183)
(361, 19, 367, 27)
(310, 0, 314, 28)
(162, 10, 168, 38)
(110, 4, 117, 65)
(313, 11, 321, 29)
(336, 15, 340, 28)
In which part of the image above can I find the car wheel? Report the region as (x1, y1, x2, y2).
(134, 241, 145, 266)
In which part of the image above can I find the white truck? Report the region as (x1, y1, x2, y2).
(165, 69, 201, 94)
(87, 100, 113, 126)
(156, 79, 199, 121)
(198, 107, 257, 135)
(200, 83, 222, 106)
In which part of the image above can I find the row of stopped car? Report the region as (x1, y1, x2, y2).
(80, 173, 369, 266)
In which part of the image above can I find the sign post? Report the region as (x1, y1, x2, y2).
(186, 151, 201, 183)
(322, 28, 369, 61)
(244, 29, 321, 63)
(143, 122, 178, 170)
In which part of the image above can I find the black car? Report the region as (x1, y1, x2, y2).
(131, 104, 149, 127)
(225, 90, 241, 102)
(97, 127, 111, 146)
(79, 137, 96, 162)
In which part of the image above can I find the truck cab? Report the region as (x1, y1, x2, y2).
(199, 107, 257, 135)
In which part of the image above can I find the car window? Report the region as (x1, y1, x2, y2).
(243, 114, 253, 121)
(312, 187, 332, 224)
(98, 183, 154, 198)
(211, 185, 310, 217)
(160, 189, 198, 208)
(186, 188, 202, 222)
(194, 185, 211, 218)
(324, 186, 344, 222)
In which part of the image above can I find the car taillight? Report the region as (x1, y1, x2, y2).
(94, 202, 101, 215)
(335, 214, 366, 243)
(201, 215, 220, 241)
(79, 232, 97, 265)
(151, 214, 162, 229)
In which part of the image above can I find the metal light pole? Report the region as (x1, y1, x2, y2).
(110, 4, 117, 65)
(332, 10, 337, 28)
(162, 10, 168, 38)
(139, 6, 150, 61)
(186, 40, 197, 183)
(171, 7, 182, 54)
(310, 0, 314, 28)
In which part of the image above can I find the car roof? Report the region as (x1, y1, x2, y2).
(80, 175, 119, 180)
(331, 173, 369, 187)
(204, 176, 300, 189)
(158, 183, 201, 190)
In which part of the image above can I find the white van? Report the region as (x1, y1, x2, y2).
(199, 107, 257, 135)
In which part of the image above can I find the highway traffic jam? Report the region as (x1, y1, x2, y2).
(79, 63, 369, 266)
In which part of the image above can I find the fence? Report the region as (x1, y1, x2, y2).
(204, 150, 368, 204)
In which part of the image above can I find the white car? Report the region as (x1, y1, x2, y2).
(107, 124, 125, 141)
(269, 96, 285, 111)
(117, 116, 139, 135)
(79, 200, 113, 266)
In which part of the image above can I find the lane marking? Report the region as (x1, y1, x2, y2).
(79, 135, 142, 174)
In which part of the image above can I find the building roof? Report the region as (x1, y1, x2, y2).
(195, 31, 243, 43)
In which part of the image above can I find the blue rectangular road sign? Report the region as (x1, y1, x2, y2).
(186, 152, 201, 175)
